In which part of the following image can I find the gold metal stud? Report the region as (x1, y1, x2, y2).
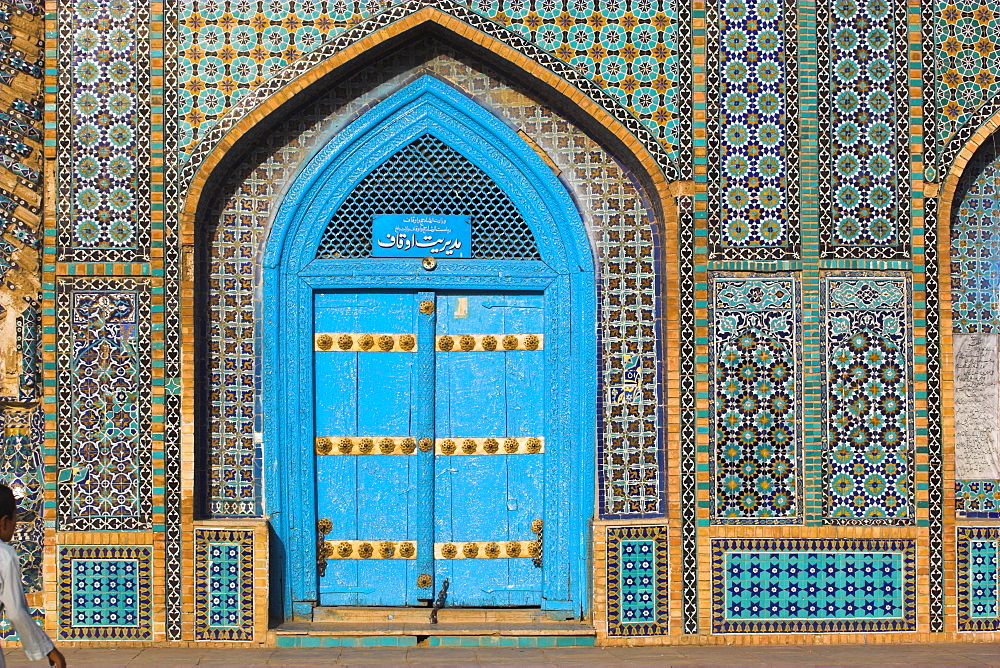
(358, 542, 374, 559)
(399, 542, 415, 558)
(460, 334, 475, 351)
(378, 335, 395, 352)
(417, 574, 432, 588)
(503, 335, 518, 350)
(399, 334, 416, 351)
(463, 542, 479, 558)
(316, 334, 333, 351)
(482, 335, 497, 351)
(440, 439, 456, 455)
(338, 334, 353, 351)
(438, 335, 454, 351)
(315, 437, 332, 455)
(317, 518, 332, 535)
(401, 437, 417, 454)
(418, 438, 433, 452)
(358, 334, 374, 351)
(524, 334, 540, 350)
(419, 300, 435, 314)
(462, 438, 477, 454)
(441, 543, 457, 559)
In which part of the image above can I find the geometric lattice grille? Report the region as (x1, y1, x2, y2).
(316, 134, 541, 260)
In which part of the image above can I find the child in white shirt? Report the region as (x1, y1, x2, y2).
(0, 484, 63, 667)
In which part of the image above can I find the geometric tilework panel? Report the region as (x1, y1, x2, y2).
(711, 538, 917, 633)
(951, 144, 1000, 332)
(709, 276, 800, 522)
(202, 41, 662, 518)
(55, 280, 152, 530)
(606, 526, 668, 636)
(0, 609, 44, 642)
(0, 405, 44, 593)
(957, 527, 1000, 631)
(178, 0, 679, 159)
(706, 0, 800, 259)
(956, 480, 1000, 518)
(57, 546, 152, 640)
(194, 529, 254, 641)
(936, 0, 1000, 148)
(56, 0, 150, 260)
(822, 275, 913, 524)
(818, 0, 909, 258)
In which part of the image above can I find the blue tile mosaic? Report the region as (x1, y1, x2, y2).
(57, 546, 152, 640)
(56, 281, 152, 530)
(711, 538, 917, 633)
(200, 43, 663, 518)
(956, 480, 1000, 518)
(709, 276, 801, 523)
(822, 275, 913, 524)
(606, 526, 668, 636)
(951, 144, 1000, 333)
(0, 608, 43, 642)
(706, 0, 799, 259)
(819, 0, 909, 258)
(957, 527, 1000, 631)
(194, 528, 254, 641)
(56, 0, 150, 260)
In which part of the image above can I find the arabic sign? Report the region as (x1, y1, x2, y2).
(371, 214, 471, 258)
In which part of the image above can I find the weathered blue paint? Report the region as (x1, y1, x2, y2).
(262, 76, 596, 618)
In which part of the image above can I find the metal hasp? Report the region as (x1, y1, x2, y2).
(429, 578, 450, 624)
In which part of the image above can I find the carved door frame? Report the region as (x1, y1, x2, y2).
(261, 77, 597, 620)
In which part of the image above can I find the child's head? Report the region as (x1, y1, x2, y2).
(0, 483, 17, 542)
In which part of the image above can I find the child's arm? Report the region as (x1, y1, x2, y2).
(0, 544, 56, 663)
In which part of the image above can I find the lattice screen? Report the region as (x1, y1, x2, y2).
(316, 134, 541, 260)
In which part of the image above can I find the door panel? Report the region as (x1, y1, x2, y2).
(315, 290, 547, 607)
(433, 293, 545, 606)
(315, 292, 418, 606)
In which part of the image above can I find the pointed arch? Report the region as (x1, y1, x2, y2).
(178, 3, 681, 248)
(261, 76, 597, 616)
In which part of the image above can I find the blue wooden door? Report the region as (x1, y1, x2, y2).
(314, 291, 422, 606)
(433, 292, 545, 606)
(314, 290, 546, 607)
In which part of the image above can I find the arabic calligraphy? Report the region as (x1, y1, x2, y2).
(371, 215, 471, 258)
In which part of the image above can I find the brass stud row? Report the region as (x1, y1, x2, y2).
(314, 333, 417, 352)
(320, 540, 417, 560)
(315, 436, 417, 455)
(433, 540, 541, 559)
(435, 436, 544, 455)
(435, 334, 544, 352)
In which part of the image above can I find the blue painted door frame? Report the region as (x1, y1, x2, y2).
(260, 77, 596, 618)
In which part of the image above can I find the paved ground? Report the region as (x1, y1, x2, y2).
(4, 642, 999, 666)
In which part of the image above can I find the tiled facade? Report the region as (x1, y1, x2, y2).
(0, 0, 984, 650)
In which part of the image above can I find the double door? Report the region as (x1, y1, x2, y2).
(314, 290, 546, 606)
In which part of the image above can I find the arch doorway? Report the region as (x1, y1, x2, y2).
(262, 77, 597, 616)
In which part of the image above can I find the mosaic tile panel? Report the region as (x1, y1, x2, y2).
(57, 546, 152, 640)
(55, 280, 152, 530)
(200, 40, 662, 518)
(709, 276, 801, 522)
(711, 538, 917, 633)
(56, 0, 150, 260)
(936, 0, 1000, 150)
(952, 143, 1000, 332)
(957, 527, 1000, 631)
(177, 0, 680, 161)
(194, 529, 254, 641)
(677, 196, 698, 633)
(822, 275, 913, 524)
(818, 0, 910, 258)
(0, 608, 43, 642)
(706, 0, 799, 259)
(0, 405, 43, 593)
(606, 526, 668, 636)
(957, 480, 1000, 517)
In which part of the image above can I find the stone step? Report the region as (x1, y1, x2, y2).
(276, 608, 596, 647)
(309, 606, 576, 625)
